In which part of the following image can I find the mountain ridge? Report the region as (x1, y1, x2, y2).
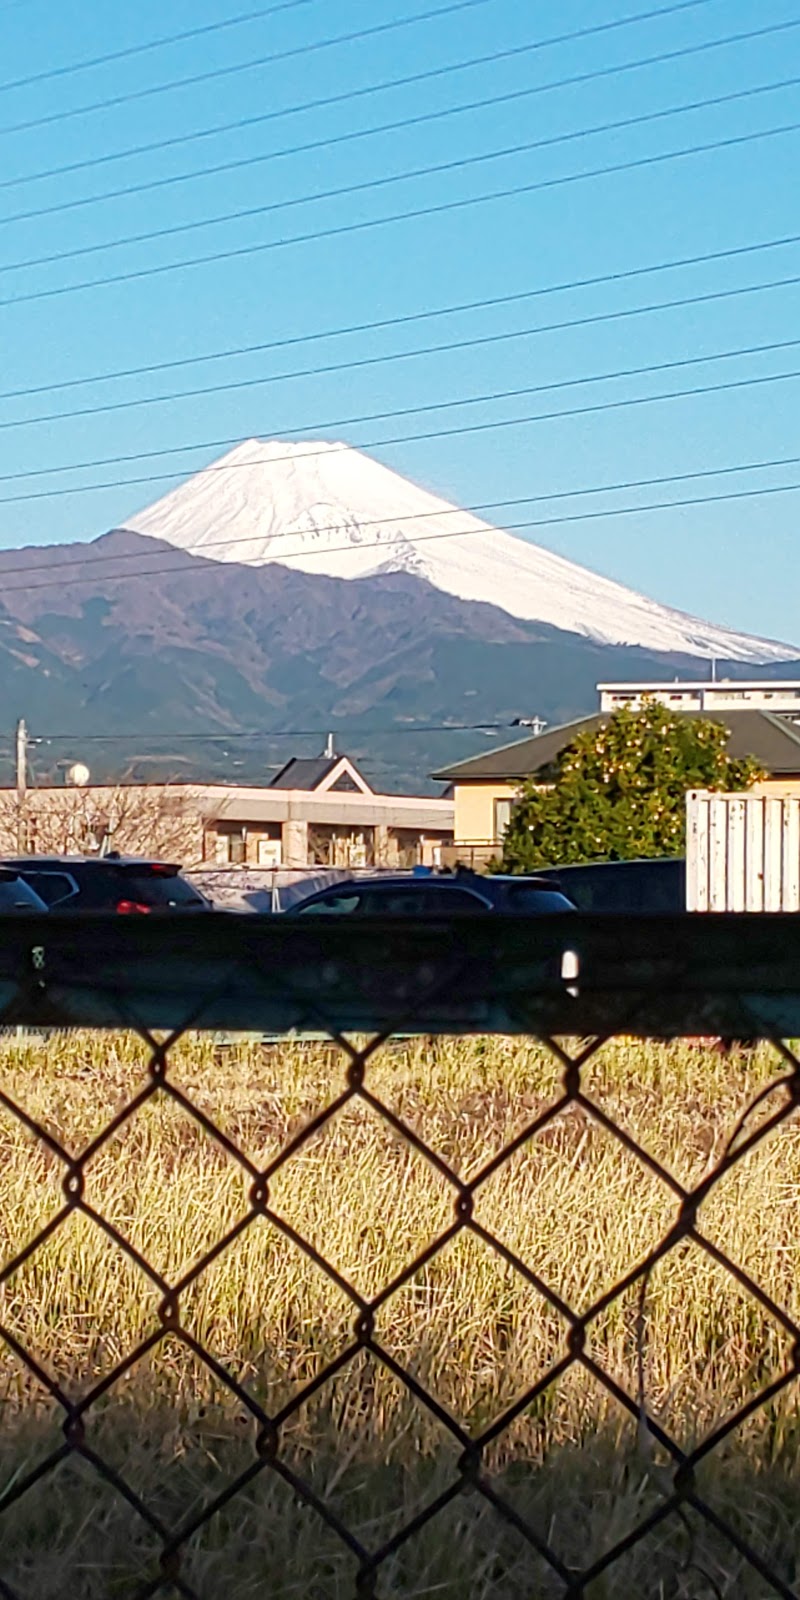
(123, 438, 797, 663)
(0, 528, 797, 793)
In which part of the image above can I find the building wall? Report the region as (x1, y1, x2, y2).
(0, 779, 453, 867)
(599, 683, 800, 713)
(453, 782, 518, 845)
(0, 783, 207, 863)
(206, 818, 451, 869)
(450, 774, 800, 851)
(752, 776, 800, 798)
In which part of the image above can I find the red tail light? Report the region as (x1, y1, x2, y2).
(116, 900, 152, 915)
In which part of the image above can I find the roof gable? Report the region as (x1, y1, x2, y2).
(270, 753, 373, 793)
(315, 755, 373, 795)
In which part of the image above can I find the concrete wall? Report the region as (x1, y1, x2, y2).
(281, 819, 309, 869)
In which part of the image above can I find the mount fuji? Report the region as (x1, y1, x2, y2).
(124, 438, 795, 664)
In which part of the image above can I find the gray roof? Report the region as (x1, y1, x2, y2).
(432, 716, 598, 782)
(269, 757, 339, 790)
(269, 753, 371, 792)
(432, 710, 800, 782)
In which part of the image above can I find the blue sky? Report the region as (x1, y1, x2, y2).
(1, 0, 799, 644)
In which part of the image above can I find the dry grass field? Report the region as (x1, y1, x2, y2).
(0, 1029, 798, 1597)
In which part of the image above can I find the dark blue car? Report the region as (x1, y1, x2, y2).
(287, 871, 575, 917)
(534, 857, 686, 913)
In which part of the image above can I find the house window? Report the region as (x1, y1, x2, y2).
(309, 825, 375, 868)
(494, 799, 512, 842)
(391, 829, 424, 868)
(214, 825, 246, 864)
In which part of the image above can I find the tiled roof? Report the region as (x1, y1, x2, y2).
(432, 710, 800, 782)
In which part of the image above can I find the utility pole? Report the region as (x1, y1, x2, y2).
(15, 718, 27, 851)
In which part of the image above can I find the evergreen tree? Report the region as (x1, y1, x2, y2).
(500, 701, 762, 872)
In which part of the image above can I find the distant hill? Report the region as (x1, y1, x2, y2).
(0, 529, 797, 793)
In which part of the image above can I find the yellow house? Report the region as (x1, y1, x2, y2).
(432, 708, 800, 866)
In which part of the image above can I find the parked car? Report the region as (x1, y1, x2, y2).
(286, 869, 575, 917)
(0, 867, 49, 914)
(0, 855, 212, 913)
(533, 857, 686, 913)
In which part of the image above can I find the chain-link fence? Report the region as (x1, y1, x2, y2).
(0, 911, 799, 1597)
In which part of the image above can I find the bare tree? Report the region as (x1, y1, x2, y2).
(0, 784, 209, 864)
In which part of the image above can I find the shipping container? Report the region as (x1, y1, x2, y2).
(686, 790, 800, 911)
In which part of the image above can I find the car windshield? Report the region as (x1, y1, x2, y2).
(116, 871, 206, 908)
(296, 884, 491, 915)
(504, 886, 575, 913)
(361, 886, 488, 914)
(295, 893, 362, 916)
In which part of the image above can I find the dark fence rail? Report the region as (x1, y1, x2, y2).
(0, 911, 799, 1033)
(0, 914, 799, 1598)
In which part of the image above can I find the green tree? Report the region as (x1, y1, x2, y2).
(500, 700, 763, 872)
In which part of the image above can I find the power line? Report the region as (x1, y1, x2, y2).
(3, 475, 800, 598)
(0, 450, 798, 585)
(3, 385, 800, 513)
(0, 39, 543, 196)
(0, 0, 707, 139)
(4, 115, 799, 311)
(0, 1, 488, 138)
(0, 2, 318, 96)
(6, 73, 799, 278)
(4, 331, 800, 490)
(33, 721, 517, 742)
(5, 269, 800, 435)
(3, 228, 800, 408)
(7, 17, 797, 229)
(4, 362, 800, 513)
(1, 4, 761, 201)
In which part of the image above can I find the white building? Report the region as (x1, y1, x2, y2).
(209, 749, 453, 868)
(598, 680, 800, 716)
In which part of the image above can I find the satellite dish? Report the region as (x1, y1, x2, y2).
(65, 761, 91, 787)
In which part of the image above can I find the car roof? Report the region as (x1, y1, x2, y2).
(3, 855, 179, 868)
(299, 877, 446, 892)
(295, 876, 490, 896)
(537, 857, 683, 872)
(469, 873, 565, 886)
(297, 874, 564, 894)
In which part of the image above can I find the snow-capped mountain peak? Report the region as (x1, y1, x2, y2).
(124, 438, 794, 662)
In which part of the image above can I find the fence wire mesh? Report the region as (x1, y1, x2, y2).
(0, 914, 799, 1597)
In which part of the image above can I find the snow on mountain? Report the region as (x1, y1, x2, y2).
(124, 439, 794, 663)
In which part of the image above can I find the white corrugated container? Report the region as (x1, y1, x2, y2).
(686, 791, 800, 911)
